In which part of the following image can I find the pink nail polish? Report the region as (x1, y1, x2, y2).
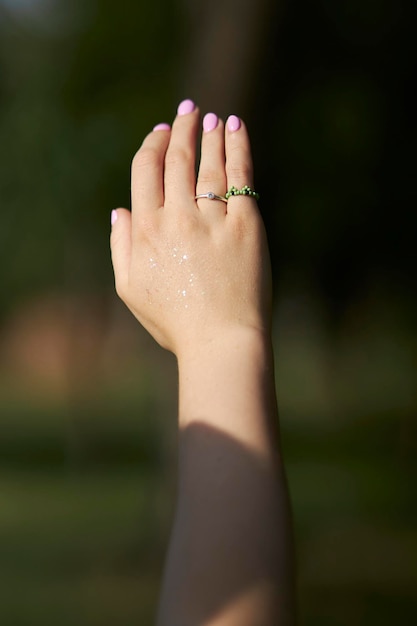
(227, 115, 241, 132)
(203, 112, 218, 132)
(177, 99, 195, 116)
(153, 123, 171, 131)
(111, 210, 118, 225)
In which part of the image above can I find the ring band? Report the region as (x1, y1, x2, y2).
(195, 192, 228, 203)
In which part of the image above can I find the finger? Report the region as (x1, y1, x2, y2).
(164, 99, 199, 206)
(224, 115, 257, 217)
(196, 113, 227, 217)
(131, 123, 171, 215)
(110, 208, 132, 301)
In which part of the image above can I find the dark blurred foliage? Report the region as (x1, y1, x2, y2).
(0, 0, 183, 316)
(0, 0, 416, 624)
(252, 0, 417, 324)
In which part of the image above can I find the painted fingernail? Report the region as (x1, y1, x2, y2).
(203, 112, 218, 132)
(227, 115, 241, 132)
(153, 123, 171, 131)
(111, 210, 118, 225)
(177, 99, 195, 116)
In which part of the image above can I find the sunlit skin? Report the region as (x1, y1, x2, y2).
(110, 100, 295, 625)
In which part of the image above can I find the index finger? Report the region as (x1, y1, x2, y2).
(131, 124, 171, 216)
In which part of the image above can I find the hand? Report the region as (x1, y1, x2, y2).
(110, 100, 272, 356)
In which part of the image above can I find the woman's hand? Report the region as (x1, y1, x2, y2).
(110, 99, 272, 357)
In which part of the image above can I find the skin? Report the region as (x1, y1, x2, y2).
(110, 104, 295, 625)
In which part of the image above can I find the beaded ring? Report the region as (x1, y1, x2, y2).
(225, 185, 260, 201)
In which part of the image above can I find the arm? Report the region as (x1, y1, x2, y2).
(110, 100, 295, 625)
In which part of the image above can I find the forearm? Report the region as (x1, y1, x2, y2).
(157, 330, 295, 625)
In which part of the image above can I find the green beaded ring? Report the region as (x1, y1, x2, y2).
(225, 185, 260, 201)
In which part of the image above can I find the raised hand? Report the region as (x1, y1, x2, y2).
(110, 99, 271, 358)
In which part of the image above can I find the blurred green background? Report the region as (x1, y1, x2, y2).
(0, 0, 416, 624)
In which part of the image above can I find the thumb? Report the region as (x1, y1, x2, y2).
(110, 208, 131, 300)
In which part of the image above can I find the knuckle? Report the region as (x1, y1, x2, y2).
(230, 209, 259, 241)
(165, 146, 190, 167)
(175, 210, 198, 234)
(132, 146, 160, 171)
(198, 169, 223, 185)
(227, 163, 252, 182)
(232, 214, 250, 239)
(110, 229, 124, 249)
(138, 213, 158, 238)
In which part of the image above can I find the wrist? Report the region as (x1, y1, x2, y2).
(176, 325, 273, 368)
(177, 326, 280, 458)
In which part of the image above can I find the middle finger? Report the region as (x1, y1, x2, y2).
(164, 99, 199, 207)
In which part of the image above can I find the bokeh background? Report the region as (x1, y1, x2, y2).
(0, 0, 416, 624)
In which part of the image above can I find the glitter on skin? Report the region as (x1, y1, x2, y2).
(146, 246, 197, 311)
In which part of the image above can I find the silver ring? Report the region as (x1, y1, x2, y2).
(195, 192, 228, 204)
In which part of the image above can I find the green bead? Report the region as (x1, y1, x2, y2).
(224, 185, 259, 201)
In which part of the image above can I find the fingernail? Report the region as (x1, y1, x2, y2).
(177, 99, 195, 116)
(227, 115, 241, 132)
(203, 112, 218, 132)
(111, 210, 118, 226)
(153, 122, 171, 131)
